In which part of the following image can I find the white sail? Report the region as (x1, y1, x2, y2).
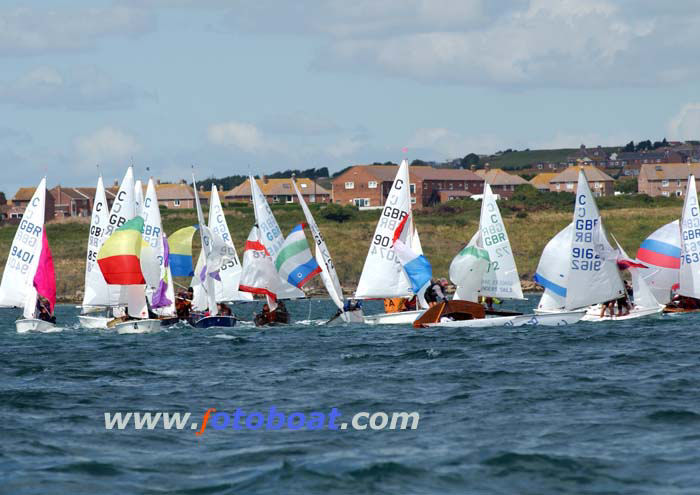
(191, 250, 208, 312)
(249, 176, 305, 299)
(134, 179, 144, 217)
(192, 176, 218, 315)
(208, 185, 252, 302)
(565, 169, 624, 310)
(615, 241, 660, 310)
(105, 167, 136, 306)
(355, 159, 414, 299)
(478, 184, 524, 300)
(82, 176, 111, 307)
(0, 178, 46, 311)
(679, 174, 700, 298)
(292, 179, 344, 311)
(142, 178, 176, 316)
(451, 231, 490, 302)
(535, 223, 572, 311)
(636, 220, 680, 304)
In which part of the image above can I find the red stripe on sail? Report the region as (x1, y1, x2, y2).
(244, 240, 270, 256)
(97, 255, 146, 285)
(239, 284, 277, 301)
(392, 214, 409, 245)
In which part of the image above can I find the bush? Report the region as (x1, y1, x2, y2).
(320, 203, 358, 223)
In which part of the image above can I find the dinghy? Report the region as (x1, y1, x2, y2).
(636, 220, 680, 305)
(356, 159, 428, 325)
(420, 184, 585, 328)
(239, 176, 309, 325)
(98, 214, 161, 334)
(534, 169, 657, 322)
(0, 177, 58, 332)
(79, 169, 135, 328)
(291, 178, 363, 323)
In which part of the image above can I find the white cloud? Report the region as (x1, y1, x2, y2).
(667, 103, 700, 141)
(0, 5, 155, 56)
(0, 66, 153, 110)
(325, 134, 368, 158)
(408, 127, 507, 157)
(207, 121, 270, 153)
(74, 127, 141, 170)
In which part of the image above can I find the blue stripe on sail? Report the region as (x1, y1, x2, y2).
(534, 273, 567, 297)
(286, 257, 320, 288)
(640, 239, 681, 258)
(404, 255, 432, 293)
(170, 253, 194, 277)
(290, 223, 304, 234)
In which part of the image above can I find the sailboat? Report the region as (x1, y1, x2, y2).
(0, 177, 58, 333)
(78, 175, 113, 328)
(355, 159, 429, 325)
(97, 215, 162, 334)
(141, 177, 178, 326)
(416, 183, 583, 328)
(291, 178, 363, 323)
(239, 175, 307, 324)
(534, 168, 658, 321)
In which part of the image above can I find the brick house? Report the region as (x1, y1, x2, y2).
(331, 164, 484, 209)
(50, 185, 118, 218)
(9, 187, 56, 221)
(152, 181, 197, 208)
(638, 163, 700, 197)
(225, 177, 331, 204)
(549, 166, 615, 197)
(475, 168, 529, 198)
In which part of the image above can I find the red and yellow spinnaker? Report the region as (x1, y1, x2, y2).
(97, 216, 146, 285)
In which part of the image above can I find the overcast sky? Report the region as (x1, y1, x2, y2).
(2, 0, 700, 194)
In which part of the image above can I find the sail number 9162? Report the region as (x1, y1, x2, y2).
(571, 247, 601, 271)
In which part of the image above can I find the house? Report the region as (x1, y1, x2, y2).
(475, 168, 528, 198)
(638, 163, 700, 197)
(439, 190, 472, 202)
(9, 187, 56, 221)
(549, 166, 615, 197)
(49, 186, 118, 218)
(529, 172, 557, 192)
(153, 181, 197, 208)
(617, 150, 687, 169)
(225, 177, 331, 204)
(331, 164, 483, 209)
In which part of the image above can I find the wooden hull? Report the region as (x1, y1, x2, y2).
(16, 319, 57, 333)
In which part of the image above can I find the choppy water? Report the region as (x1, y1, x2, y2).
(1, 296, 700, 494)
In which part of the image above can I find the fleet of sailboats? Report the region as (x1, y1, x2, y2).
(4, 163, 696, 332)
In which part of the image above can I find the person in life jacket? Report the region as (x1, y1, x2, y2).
(424, 279, 448, 307)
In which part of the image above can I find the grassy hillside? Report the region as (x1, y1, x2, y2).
(0, 197, 683, 301)
(486, 147, 618, 170)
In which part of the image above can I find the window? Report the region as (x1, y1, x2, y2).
(594, 182, 601, 188)
(345, 181, 354, 189)
(449, 183, 454, 190)
(661, 179, 669, 187)
(676, 190, 683, 197)
(662, 191, 670, 197)
(353, 198, 370, 207)
(566, 182, 574, 190)
(273, 195, 280, 203)
(423, 183, 428, 190)
(678, 179, 682, 187)
(309, 194, 316, 203)
(301, 183, 307, 188)
(283, 183, 290, 189)
(556, 184, 561, 191)
(410, 197, 417, 204)
(410, 183, 416, 194)
(173, 199, 180, 207)
(286, 195, 293, 203)
(368, 180, 377, 189)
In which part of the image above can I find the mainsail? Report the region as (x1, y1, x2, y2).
(191, 175, 218, 316)
(292, 179, 345, 312)
(679, 174, 700, 299)
(0, 178, 47, 315)
(565, 169, 624, 310)
(82, 175, 110, 307)
(355, 159, 415, 299)
(105, 167, 136, 306)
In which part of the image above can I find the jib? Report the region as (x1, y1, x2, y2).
(19, 219, 41, 236)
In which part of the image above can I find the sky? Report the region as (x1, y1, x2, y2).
(1, 0, 700, 195)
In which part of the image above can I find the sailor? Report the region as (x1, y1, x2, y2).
(36, 296, 56, 324)
(425, 279, 448, 307)
(176, 287, 194, 320)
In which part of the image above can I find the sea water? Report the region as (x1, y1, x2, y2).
(1, 296, 699, 494)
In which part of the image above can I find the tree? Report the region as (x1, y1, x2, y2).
(460, 153, 480, 168)
(636, 140, 652, 151)
(320, 203, 357, 223)
(614, 177, 637, 194)
(623, 141, 635, 152)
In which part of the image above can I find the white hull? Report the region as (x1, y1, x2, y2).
(114, 319, 161, 334)
(581, 304, 663, 322)
(426, 310, 586, 328)
(78, 315, 111, 329)
(16, 319, 57, 333)
(341, 309, 365, 323)
(363, 309, 424, 325)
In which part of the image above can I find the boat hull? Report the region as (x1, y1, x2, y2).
(78, 315, 111, 329)
(189, 315, 237, 328)
(363, 309, 425, 325)
(114, 319, 161, 334)
(581, 305, 664, 322)
(159, 316, 180, 327)
(425, 310, 586, 328)
(16, 319, 56, 333)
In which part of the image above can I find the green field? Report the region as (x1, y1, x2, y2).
(0, 191, 683, 301)
(485, 147, 619, 170)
